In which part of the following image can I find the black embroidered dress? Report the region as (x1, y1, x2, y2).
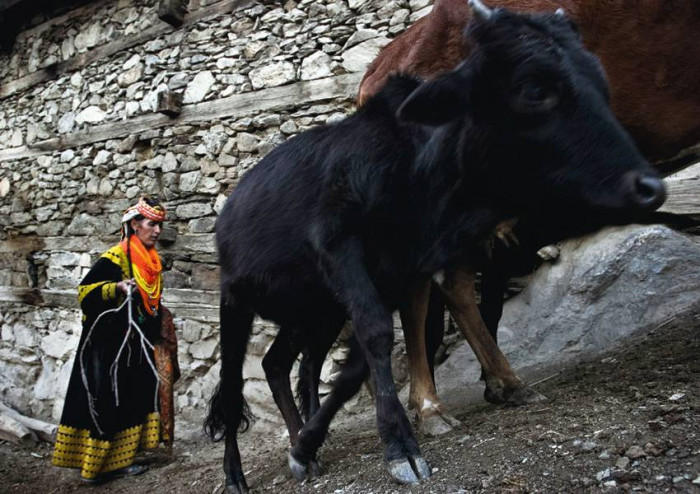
(51, 244, 162, 480)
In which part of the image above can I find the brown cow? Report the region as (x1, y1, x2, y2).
(358, 0, 700, 435)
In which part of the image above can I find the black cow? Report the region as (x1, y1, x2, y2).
(206, 3, 665, 492)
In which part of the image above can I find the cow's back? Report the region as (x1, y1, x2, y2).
(216, 76, 422, 290)
(358, 0, 565, 104)
(359, 0, 700, 162)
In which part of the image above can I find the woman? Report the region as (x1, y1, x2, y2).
(52, 196, 167, 483)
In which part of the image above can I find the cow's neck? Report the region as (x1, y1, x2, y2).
(409, 123, 506, 272)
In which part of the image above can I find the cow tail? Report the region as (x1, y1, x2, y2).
(204, 295, 255, 442)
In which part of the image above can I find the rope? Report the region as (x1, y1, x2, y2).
(79, 285, 161, 435)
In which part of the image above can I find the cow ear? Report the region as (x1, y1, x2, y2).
(397, 70, 471, 126)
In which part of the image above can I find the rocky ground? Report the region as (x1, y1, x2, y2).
(1, 304, 699, 494)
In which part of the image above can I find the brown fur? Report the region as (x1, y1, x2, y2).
(359, 0, 700, 161)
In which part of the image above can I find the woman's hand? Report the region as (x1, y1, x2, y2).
(116, 279, 136, 294)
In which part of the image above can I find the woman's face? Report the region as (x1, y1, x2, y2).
(131, 218, 162, 248)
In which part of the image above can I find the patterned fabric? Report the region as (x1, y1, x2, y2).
(52, 413, 160, 479)
(51, 244, 164, 480)
(119, 235, 163, 316)
(154, 306, 180, 448)
(121, 197, 167, 224)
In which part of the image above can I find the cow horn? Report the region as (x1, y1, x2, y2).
(555, 7, 566, 17)
(468, 0, 493, 20)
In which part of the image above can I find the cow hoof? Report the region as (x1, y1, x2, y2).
(484, 383, 547, 406)
(410, 455, 432, 479)
(418, 412, 460, 436)
(288, 452, 308, 483)
(484, 384, 507, 405)
(537, 244, 560, 261)
(386, 456, 431, 484)
(225, 482, 249, 494)
(308, 458, 324, 478)
(506, 386, 548, 406)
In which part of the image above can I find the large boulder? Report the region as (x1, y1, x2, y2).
(433, 225, 700, 410)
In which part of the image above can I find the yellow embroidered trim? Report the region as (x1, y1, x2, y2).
(101, 282, 117, 301)
(101, 244, 131, 280)
(78, 245, 131, 304)
(51, 413, 161, 479)
(78, 281, 107, 304)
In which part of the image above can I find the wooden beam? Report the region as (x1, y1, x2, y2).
(0, 414, 37, 446)
(0, 285, 219, 309)
(0, 0, 253, 100)
(0, 402, 56, 443)
(156, 87, 184, 117)
(0, 72, 362, 162)
(660, 163, 700, 216)
(0, 286, 220, 322)
(11, 0, 112, 43)
(158, 0, 188, 28)
(0, 233, 216, 258)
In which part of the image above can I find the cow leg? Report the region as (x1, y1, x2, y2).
(401, 280, 459, 436)
(478, 263, 506, 346)
(438, 266, 545, 406)
(289, 335, 366, 480)
(298, 317, 344, 423)
(290, 239, 430, 484)
(205, 298, 254, 494)
(289, 334, 369, 480)
(479, 218, 521, 349)
(477, 259, 508, 384)
(224, 435, 247, 494)
(263, 324, 305, 445)
(297, 352, 315, 423)
(297, 317, 345, 478)
(424, 285, 445, 385)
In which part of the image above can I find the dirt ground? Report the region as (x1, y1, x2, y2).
(2, 305, 699, 494)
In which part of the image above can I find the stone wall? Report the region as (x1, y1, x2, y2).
(0, 0, 434, 431)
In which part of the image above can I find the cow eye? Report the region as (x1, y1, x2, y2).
(514, 81, 559, 112)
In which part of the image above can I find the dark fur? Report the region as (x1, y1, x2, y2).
(207, 8, 664, 491)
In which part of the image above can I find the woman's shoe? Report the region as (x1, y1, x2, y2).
(111, 464, 148, 478)
(79, 464, 148, 485)
(79, 476, 101, 485)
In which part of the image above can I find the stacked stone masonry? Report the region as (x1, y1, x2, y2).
(0, 0, 434, 431)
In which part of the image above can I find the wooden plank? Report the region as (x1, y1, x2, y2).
(41, 236, 115, 253)
(660, 176, 700, 216)
(0, 234, 216, 259)
(0, 72, 362, 162)
(0, 0, 253, 100)
(0, 236, 44, 253)
(0, 287, 30, 304)
(159, 0, 188, 28)
(0, 402, 56, 443)
(0, 235, 114, 253)
(166, 305, 218, 322)
(13, 0, 112, 42)
(0, 414, 37, 446)
(156, 87, 183, 116)
(666, 161, 700, 181)
(165, 287, 219, 306)
(0, 286, 219, 311)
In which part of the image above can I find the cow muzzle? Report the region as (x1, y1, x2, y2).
(622, 171, 666, 212)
